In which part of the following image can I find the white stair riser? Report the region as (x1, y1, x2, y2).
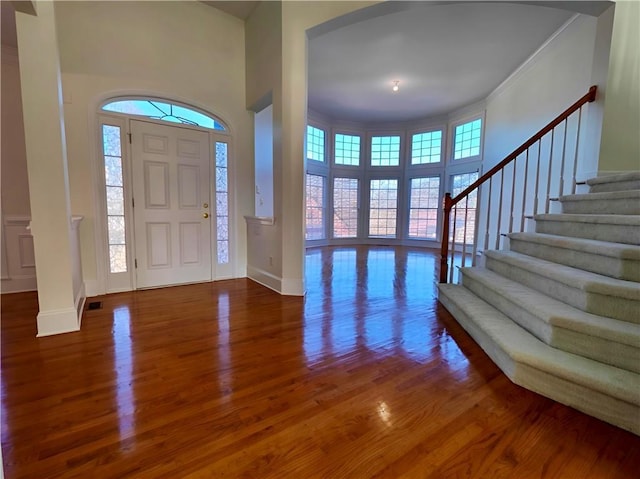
(461, 272, 640, 373)
(485, 255, 640, 324)
(589, 179, 640, 193)
(561, 198, 640, 215)
(535, 220, 640, 245)
(509, 239, 640, 282)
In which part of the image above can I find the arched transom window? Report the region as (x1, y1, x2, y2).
(102, 98, 227, 131)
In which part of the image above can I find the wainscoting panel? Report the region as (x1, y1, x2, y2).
(1, 216, 37, 293)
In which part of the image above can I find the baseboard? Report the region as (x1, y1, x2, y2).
(75, 283, 86, 329)
(1, 275, 37, 294)
(247, 265, 282, 293)
(37, 307, 80, 337)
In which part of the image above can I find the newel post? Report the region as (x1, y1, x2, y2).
(440, 193, 452, 283)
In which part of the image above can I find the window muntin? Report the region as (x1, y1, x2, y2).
(334, 133, 361, 166)
(369, 179, 398, 237)
(451, 172, 479, 244)
(411, 131, 442, 165)
(215, 142, 230, 264)
(306, 126, 325, 163)
(408, 177, 440, 239)
(333, 178, 359, 238)
(453, 119, 482, 160)
(102, 125, 127, 273)
(371, 136, 400, 167)
(306, 174, 325, 240)
(102, 99, 226, 131)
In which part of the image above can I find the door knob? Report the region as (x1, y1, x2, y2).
(203, 213, 209, 219)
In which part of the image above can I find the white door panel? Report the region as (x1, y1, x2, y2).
(131, 120, 211, 288)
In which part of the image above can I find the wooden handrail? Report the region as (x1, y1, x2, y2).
(439, 85, 597, 283)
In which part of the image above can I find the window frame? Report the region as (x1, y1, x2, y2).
(366, 130, 405, 170)
(306, 124, 327, 164)
(101, 97, 228, 131)
(407, 126, 445, 167)
(332, 129, 363, 168)
(448, 114, 484, 164)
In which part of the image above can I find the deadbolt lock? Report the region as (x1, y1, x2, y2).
(203, 203, 209, 208)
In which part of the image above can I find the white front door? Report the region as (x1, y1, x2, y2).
(131, 120, 212, 288)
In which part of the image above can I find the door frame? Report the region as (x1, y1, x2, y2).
(95, 111, 234, 294)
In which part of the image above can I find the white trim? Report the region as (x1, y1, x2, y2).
(247, 265, 282, 293)
(245, 215, 275, 226)
(75, 283, 86, 329)
(487, 14, 581, 103)
(3, 215, 31, 226)
(1, 276, 37, 294)
(246, 266, 305, 297)
(36, 307, 80, 337)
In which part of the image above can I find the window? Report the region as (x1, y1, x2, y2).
(408, 177, 440, 239)
(215, 142, 230, 264)
(102, 125, 127, 273)
(451, 172, 479, 244)
(306, 174, 325, 240)
(306, 126, 325, 162)
(453, 119, 482, 160)
(335, 134, 360, 166)
(411, 131, 442, 165)
(371, 136, 400, 167)
(102, 99, 226, 131)
(369, 179, 398, 237)
(333, 178, 359, 238)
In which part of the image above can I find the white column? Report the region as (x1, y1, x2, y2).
(15, 1, 79, 336)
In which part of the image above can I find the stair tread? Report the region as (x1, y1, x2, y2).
(460, 267, 640, 346)
(560, 190, 640, 201)
(535, 213, 640, 226)
(508, 232, 640, 260)
(587, 172, 640, 186)
(438, 283, 640, 405)
(484, 250, 640, 300)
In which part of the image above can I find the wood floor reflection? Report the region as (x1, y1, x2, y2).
(2, 246, 638, 478)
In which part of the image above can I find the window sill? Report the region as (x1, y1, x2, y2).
(244, 216, 275, 226)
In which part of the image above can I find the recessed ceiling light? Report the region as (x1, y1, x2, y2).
(392, 80, 400, 93)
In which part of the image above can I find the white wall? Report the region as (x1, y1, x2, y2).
(1, 47, 30, 217)
(476, 14, 599, 253)
(484, 14, 598, 172)
(53, 1, 253, 293)
(599, 0, 640, 172)
(1, 46, 36, 293)
(254, 104, 274, 217)
(245, 1, 378, 295)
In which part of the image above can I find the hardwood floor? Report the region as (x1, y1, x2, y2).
(2, 246, 638, 478)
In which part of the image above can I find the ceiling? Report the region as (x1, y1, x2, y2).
(308, 2, 576, 123)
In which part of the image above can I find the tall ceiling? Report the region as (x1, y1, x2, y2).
(308, 2, 575, 123)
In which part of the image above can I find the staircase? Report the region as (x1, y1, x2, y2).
(438, 171, 640, 435)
